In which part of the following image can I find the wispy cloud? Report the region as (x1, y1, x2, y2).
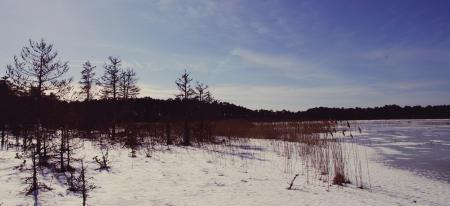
(230, 48, 333, 81)
(357, 47, 450, 63)
(231, 48, 299, 70)
(139, 83, 178, 99)
(1, 0, 449, 110)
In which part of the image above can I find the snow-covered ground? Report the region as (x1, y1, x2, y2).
(1, 137, 450, 206)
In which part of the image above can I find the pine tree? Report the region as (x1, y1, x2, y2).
(100, 56, 121, 100)
(194, 81, 208, 102)
(79, 61, 97, 101)
(6, 39, 72, 96)
(175, 69, 196, 146)
(99, 56, 121, 138)
(118, 68, 140, 99)
(6, 38, 72, 159)
(175, 69, 195, 100)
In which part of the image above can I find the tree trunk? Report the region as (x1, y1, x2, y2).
(42, 131, 47, 159)
(165, 122, 172, 145)
(36, 81, 42, 160)
(1, 124, 5, 148)
(36, 129, 42, 160)
(183, 120, 190, 146)
(66, 133, 71, 170)
(182, 99, 191, 146)
(81, 161, 87, 206)
(22, 133, 28, 150)
(31, 147, 39, 206)
(60, 130, 65, 171)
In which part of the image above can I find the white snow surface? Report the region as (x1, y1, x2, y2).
(1, 139, 450, 206)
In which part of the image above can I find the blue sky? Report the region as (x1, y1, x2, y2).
(1, 0, 449, 110)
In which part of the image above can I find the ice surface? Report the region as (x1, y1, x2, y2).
(353, 119, 450, 182)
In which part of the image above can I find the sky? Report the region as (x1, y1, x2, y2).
(1, 0, 450, 111)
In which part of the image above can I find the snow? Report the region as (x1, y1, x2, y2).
(1, 137, 450, 206)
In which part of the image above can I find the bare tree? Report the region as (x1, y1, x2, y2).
(195, 81, 214, 103)
(59, 128, 77, 172)
(175, 69, 195, 146)
(193, 81, 214, 142)
(93, 143, 111, 170)
(80, 161, 89, 206)
(176, 69, 195, 100)
(100, 57, 121, 138)
(79, 61, 97, 101)
(204, 91, 213, 103)
(118, 68, 140, 99)
(100, 56, 121, 100)
(28, 146, 39, 203)
(5, 38, 72, 158)
(25, 145, 52, 206)
(59, 129, 67, 172)
(6, 39, 72, 97)
(194, 81, 208, 102)
(68, 160, 95, 206)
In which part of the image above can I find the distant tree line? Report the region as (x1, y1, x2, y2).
(250, 105, 450, 121)
(299, 105, 450, 120)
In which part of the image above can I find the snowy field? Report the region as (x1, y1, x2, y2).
(1, 135, 450, 206)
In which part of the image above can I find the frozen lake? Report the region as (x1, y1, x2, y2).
(354, 119, 450, 183)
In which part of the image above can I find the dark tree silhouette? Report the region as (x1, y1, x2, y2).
(93, 143, 111, 170)
(100, 56, 121, 100)
(59, 129, 67, 171)
(176, 69, 195, 100)
(79, 61, 97, 101)
(68, 160, 95, 206)
(175, 69, 195, 145)
(193, 81, 214, 143)
(195, 81, 214, 103)
(194, 81, 207, 102)
(80, 160, 88, 206)
(5, 38, 72, 159)
(6, 39, 72, 97)
(25, 145, 52, 206)
(29, 146, 39, 205)
(119, 68, 140, 99)
(100, 56, 122, 138)
(0, 77, 14, 147)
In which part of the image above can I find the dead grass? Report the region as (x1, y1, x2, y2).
(207, 120, 369, 188)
